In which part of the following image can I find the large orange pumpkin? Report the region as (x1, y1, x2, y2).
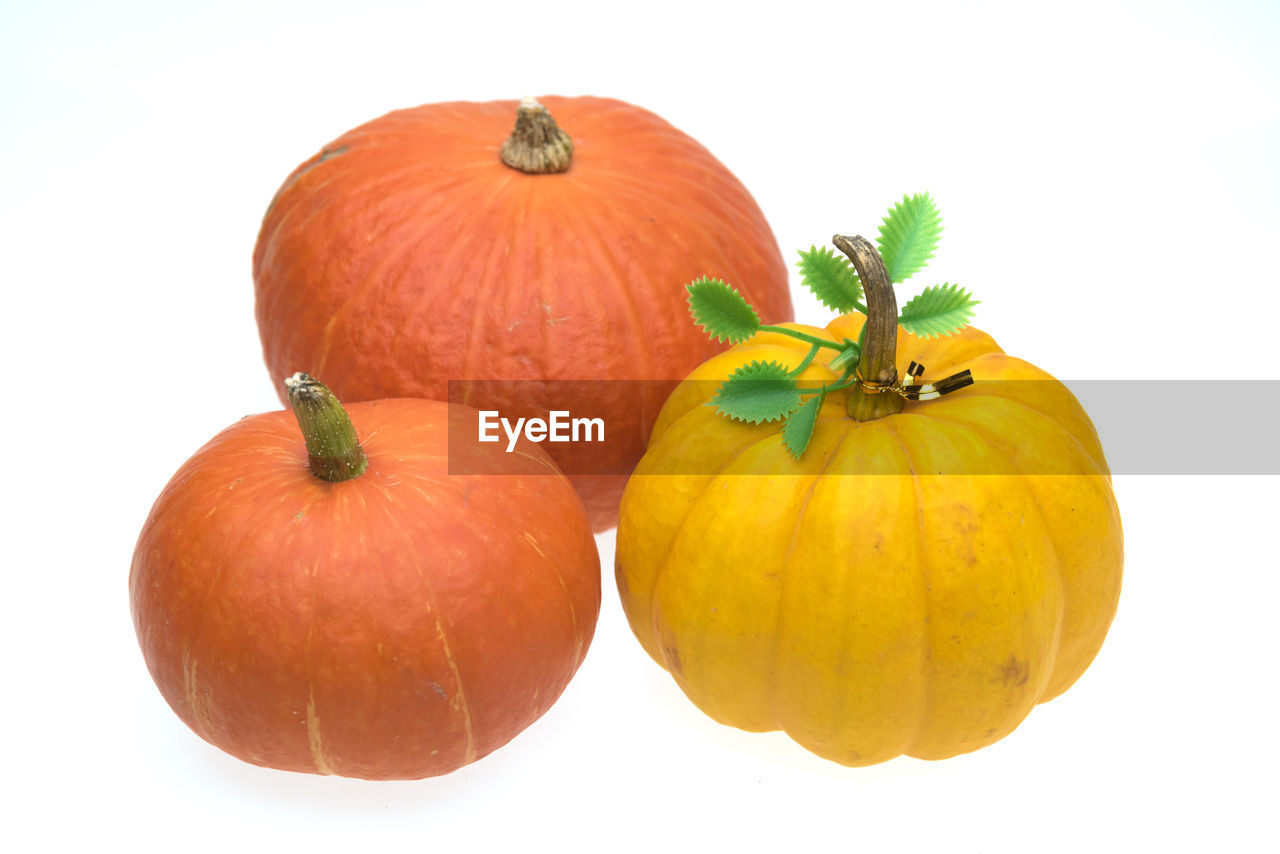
(130, 376, 600, 780)
(615, 237, 1123, 765)
(252, 96, 793, 531)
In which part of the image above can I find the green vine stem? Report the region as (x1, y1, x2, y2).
(285, 372, 369, 482)
(833, 234, 905, 422)
(757, 325, 845, 351)
(500, 96, 574, 174)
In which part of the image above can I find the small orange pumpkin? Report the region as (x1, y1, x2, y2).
(252, 96, 793, 531)
(130, 375, 600, 780)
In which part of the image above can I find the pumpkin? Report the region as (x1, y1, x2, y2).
(130, 375, 600, 780)
(252, 95, 793, 532)
(615, 236, 1122, 765)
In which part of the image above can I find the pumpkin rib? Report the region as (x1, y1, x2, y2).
(565, 183, 727, 441)
(148, 426, 300, 754)
(912, 401, 1117, 698)
(888, 411, 1070, 757)
(566, 177, 697, 369)
(317, 161, 517, 391)
(918, 391, 1110, 479)
(768, 424, 857, 742)
(910, 401, 1072, 662)
(303, 570, 331, 775)
(367, 479, 479, 765)
(171, 442, 276, 741)
(553, 186, 659, 385)
(937, 353, 1109, 475)
(457, 173, 531, 385)
(292, 477, 332, 775)
(643, 435, 786, 671)
(383, 169, 520, 381)
(304, 171, 500, 385)
(876, 417, 937, 758)
(584, 166, 780, 294)
(1007, 470, 1069, 705)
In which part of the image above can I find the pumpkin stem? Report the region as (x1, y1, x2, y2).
(285, 373, 369, 482)
(833, 234, 905, 422)
(500, 96, 573, 174)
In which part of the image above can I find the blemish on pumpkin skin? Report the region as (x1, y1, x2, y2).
(523, 531, 547, 559)
(663, 646, 683, 677)
(999, 655, 1030, 687)
(506, 300, 570, 332)
(306, 690, 335, 775)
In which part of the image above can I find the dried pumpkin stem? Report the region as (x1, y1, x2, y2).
(285, 372, 369, 482)
(833, 234, 905, 422)
(500, 96, 573, 174)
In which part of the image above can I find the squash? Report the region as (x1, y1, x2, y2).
(615, 235, 1122, 765)
(252, 96, 793, 532)
(130, 374, 600, 780)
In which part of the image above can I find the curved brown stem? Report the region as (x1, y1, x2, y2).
(832, 234, 904, 422)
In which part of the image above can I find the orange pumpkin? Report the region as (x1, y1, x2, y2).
(252, 96, 793, 531)
(130, 376, 600, 780)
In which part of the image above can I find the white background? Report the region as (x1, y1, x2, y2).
(4, 1, 1277, 851)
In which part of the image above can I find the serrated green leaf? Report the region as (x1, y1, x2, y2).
(686, 277, 761, 344)
(796, 246, 863, 312)
(709, 360, 801, 424)
(898, 283, 979, 338)
(877, 192, 943, 283)
(782, 392, 824, 459)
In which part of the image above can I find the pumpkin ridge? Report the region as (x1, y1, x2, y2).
(878, 417, 935, 758)
(932, 352, 1109, 475)
(296, 479, 329, 771)
(303, 576, 330, 774)
(150, 424, 304, 753)
(553, 187, 659, 385)
(367, 481, 478, 765)
(589, 164, 778, 284)
(392, 176, 518, 400)
(901, 407, 1071, 705)
(918, 389, 1110, 478)
(643, 431, 789, 666)
(304, 170, 505, 387)
(909, 402, 1115, 699)
(1012, 475, 1068, 707)
(454, 172, 526, 386)
(671, 193, 780, 310)
(769, 424, 857, 738)
(176, 432, 284, 738)
(291, 163, 496, 390)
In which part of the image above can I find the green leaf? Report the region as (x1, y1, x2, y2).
(877, 192, 943, 283)
(797, 246, 863, 312)
(898, 283, 980, 338)
(709, 360, 802, 424)
(782, 392, 824, 459)
(686, 277, 761, 344)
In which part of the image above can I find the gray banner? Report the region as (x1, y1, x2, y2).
(445, 380, 1280, 475)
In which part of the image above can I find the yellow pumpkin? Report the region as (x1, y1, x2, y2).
(615, 302, 1123, 765)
